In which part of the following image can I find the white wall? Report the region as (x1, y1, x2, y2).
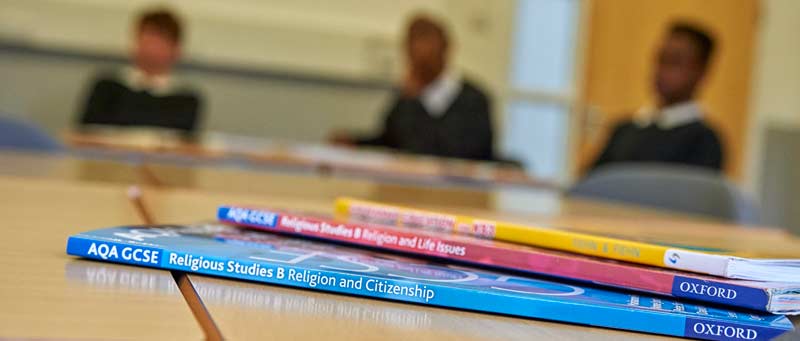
(745, 0, 800, 231)
(0, 0, 515, 143)
(746, 0, 800, 189)
(748, 0, 800, 129)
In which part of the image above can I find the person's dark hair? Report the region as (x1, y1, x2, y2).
(669, 21, 715, 67)
(406, 14, 449, 48)
(136, 8, 183, 44)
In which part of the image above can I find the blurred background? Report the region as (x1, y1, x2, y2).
(0, 0, 797, 231)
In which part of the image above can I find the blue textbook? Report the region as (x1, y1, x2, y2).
(65, 224, 794, 340)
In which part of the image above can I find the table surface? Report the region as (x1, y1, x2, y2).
(0, 175, 203, 340)
(0, 150, 724, 219)
(64, 129, 547, 188)
(4, 151, 799, 256)
(1, 150, 799, 339)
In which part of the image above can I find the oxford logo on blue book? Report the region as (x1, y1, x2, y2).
(685, 318, 784, 341)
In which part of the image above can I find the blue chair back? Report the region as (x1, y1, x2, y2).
(569, 163, 760, 225)
(0, 115, 62, 152)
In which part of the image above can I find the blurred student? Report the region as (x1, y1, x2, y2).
(591, 22, 723, 171)
(78, 9, 201, 136)
(336, 14, 494, 161)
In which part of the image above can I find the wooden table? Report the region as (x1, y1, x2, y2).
(0, 176, 203, 339)
(64, 129, 547, 189)
(1, 151, 798, 339)
(0, 151, 701, 219)
(3, 151, 798, 254)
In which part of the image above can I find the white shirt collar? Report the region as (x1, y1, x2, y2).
(419, 70, 462, 117)
(123, 66, 175, 95)
(634, 101, 704, 129)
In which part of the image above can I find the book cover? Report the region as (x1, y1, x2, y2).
(333, 197, 800, 282)
(217, 205, 800, 314)
(66, 224, 793, 340)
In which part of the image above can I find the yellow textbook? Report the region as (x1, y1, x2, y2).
(334, 197, 800, 282)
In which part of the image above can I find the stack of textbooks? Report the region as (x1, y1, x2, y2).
(66, 197, 800, 340)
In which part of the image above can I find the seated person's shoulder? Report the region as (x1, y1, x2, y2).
(693, 120, 720, 134)
(89, 68, 200, 99)
(88, 69, 128, 89)
(460, 79, 490, 103)
(607, 116, 639, 134)
(689, 120, 723, 144)
(168, 76, 202, 99)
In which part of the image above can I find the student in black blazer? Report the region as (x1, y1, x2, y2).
(591, 22, 724, 172)
(78, 9, 202, 136)
(335, 14, 494, 161)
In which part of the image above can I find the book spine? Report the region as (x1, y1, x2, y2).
(333, 197, 728, 276)
(661, 249, 730, 277)
(217, 206, 479, 260)
(671, 276, 770, 312)
(218, 206, 678, 290)
(66, 236, 165, 269)
(491, 222, 670, 269)
(66, 234, 785, 341)
(219, 206, 780, 313)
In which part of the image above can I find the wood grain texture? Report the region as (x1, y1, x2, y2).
(172, 271, 224, 341)
(0, 176, 203, 339)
